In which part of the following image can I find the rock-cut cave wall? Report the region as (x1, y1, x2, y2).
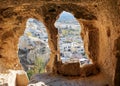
(0, 0, 120, 86)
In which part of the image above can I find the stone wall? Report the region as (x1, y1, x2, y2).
(0, 0, 120, 86)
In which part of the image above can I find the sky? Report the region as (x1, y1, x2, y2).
(57, 11, 76, 21)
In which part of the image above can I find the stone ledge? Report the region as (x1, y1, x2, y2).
(28, 73, 109, 86)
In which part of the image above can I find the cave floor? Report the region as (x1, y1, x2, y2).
(28, 73, 108, 86)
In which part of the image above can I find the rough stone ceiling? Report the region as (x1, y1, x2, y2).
(0, 0, 120, 86)
(0, 0, 98, 22)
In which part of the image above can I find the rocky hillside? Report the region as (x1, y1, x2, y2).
(18, 18, 50, 71)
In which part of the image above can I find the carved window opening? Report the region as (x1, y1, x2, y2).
(55, 11, 91, 66)
(18, 18, 50, 79)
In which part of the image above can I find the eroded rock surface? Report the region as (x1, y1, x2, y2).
(28, 73, 109, 86)
(0, 0, 120, 86)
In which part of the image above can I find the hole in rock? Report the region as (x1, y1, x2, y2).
(55, 11, 91, 66)
(18, 18, 50, 79)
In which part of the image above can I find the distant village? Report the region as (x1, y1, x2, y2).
(55, 21, 90, 65)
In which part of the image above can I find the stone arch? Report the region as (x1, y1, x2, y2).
(0, 6, 46, 85)
(42, 3, 98, 73)
(56, 7, 98, 62)
(0, 6, 45, 72)
(47, 8, 99, 76)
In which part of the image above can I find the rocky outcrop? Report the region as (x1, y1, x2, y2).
(18, 18, 50, 71)
(0, 0, 120, 86)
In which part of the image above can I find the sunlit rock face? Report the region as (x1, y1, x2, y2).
(0, 0, 120, 86)
(18, 18, 50, 71)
